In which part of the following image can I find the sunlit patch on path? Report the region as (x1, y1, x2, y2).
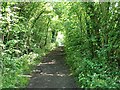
(27, 46, 78, 88)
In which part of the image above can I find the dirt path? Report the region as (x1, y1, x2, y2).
(27, 46, 78, 88)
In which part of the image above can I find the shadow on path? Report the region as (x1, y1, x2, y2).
(27, 46, 78, 88)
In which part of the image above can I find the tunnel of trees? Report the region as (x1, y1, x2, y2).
(0, 2, 120, 88)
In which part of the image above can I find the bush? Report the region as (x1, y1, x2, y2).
(65, 30, 120, 88)
(2, 52, 38, 88)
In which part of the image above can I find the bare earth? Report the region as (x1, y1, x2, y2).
(27, 46, 78, 88)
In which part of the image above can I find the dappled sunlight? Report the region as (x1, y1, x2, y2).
(37, 59, 56, 66)
(2, 2, 119, 88)
(40, 72, 67, 77)
(52, 15, 59, 21)
(18, 75, 32, 78)
(32, 69, 42, 73)
(42, 59, 56, 65)
(27, 45, 77, 88)
(45, 3, 53, 11)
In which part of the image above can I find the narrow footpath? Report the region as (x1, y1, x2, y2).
(27, 46, 78, 88)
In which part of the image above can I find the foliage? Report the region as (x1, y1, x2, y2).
(63, 2, 120, 88)
(0, 2, 120, 88)
(2, 53, 38, 88)
(0, 2, 57, 88)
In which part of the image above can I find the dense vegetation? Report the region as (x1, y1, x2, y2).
(0, 2, 120, 89)
(0, 2, 58, 88)
(63, 2, 120, 88)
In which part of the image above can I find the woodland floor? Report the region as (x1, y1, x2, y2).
(27, 46, 78, 88)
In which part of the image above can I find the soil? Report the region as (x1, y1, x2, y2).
(27, 46, 78, 88)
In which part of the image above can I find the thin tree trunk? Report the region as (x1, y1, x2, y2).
(44, 20, 50, 46)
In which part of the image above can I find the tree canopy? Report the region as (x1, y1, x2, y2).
(0, 2, 120, 88)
